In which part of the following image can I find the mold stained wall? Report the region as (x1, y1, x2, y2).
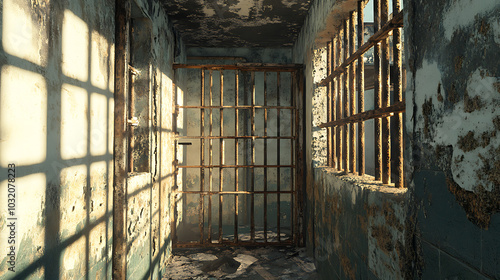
(0, 0, 186, 279)
(406, 0, 500, 278)
(177, 48, 295, 242)
(292, 0, 408, 279)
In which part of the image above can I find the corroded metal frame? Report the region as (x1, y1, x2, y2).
(172, 64, 304, 247)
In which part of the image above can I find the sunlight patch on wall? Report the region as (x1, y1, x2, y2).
(0, 66, 47, 167)
(2, 0, 47, 66)
(91, 31, 110, 90)
(62, 9, 89, 82)
(61, 84, 88, 160)
(90, 93, 108, 156)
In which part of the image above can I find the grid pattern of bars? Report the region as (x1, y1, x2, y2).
(319, 0, 405, 188)
(173, 64, 302, 246)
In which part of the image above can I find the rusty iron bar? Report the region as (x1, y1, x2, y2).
(112, 0, 130, 278)
(264, 72, 268, 242)
(374, 0, 382, 181)
(331, 38, 337, 169)
(381, 0, 391, 185)
(318, 11, 403, 86)
(251, 71, 256, 242)
(219, 70, 224, 243)
(177, 135, 296, 139)
(208, 70, 213, 243)
(277, 71, 281, 242)
(357, 0, 365, 176)
(179, 165, 296, 168)
(393, 0, 403, 188)
(349, 11, 356, 174)
(127, 65, 136, 172)
(187, 56, 248, 62)
(173, 63, 302, 72)
(234, 71, 239, 243)
(290, 72, 295, 241)
(177, 105, 295, 109)
(172, 70, 178, 245)
(343, 18, 349, 172)
(173, 240, 294, 248)
(319, 101, 405, 128)
(200, 69, 205, 243)
(177, 190, 295, 194)
(337, 32, 343, 170)
(293, 71, 300, 244)
(327, 41, 332, 167)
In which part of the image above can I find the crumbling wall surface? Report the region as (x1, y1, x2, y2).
(313, 169, 407, 280)
(405, 0, 500, 278)
(0, 0, 185, 279)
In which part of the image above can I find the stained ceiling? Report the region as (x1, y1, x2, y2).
(161, 0, 313, 48)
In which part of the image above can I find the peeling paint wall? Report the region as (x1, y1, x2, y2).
(292, 0, 410, 279)
(406, 0, 500, 278)
(0, 0, 185, 279)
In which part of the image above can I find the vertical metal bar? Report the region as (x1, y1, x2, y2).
(343, 19, 349, 172)
(264, 72, 268, 243)
(292, 71, 296, 245)
(128, 67, 135, 172)
(290, 72, 295, 241)
(208, 70, 213, 242)
(349, 11, 356, 174)
(112, 0, 130, 278)
(331, 38, 337, 170)
(172, 70, 178, 245)
(337, 33, 343, 170)
(219, 70, 224, 242)
(277, 71, 281, 242)
(374, 0, 382, 181)
(357, 0, 365, 176)
(381, 0, 391, 184)
(326, 41, 332, 167)
(200, 69, 205, 243)
(250, 71, 256, 242)
(393, 0, 403, 188)
(234, 71, 239, 243)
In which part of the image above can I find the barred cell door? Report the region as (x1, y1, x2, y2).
(172, 64, 304, 247)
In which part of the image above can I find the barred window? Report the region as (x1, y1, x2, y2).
(319, 0, 405, 188)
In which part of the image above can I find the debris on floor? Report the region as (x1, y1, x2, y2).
(162, 246, 319, 279)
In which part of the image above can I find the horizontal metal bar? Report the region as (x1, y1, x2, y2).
(173, 63, 302, 72)
(176, 191, 295, 195)
(319, 11, 403, 86)
(177, 136, 295, 140)
(177, 105, 296, 110)
(173, 240, 293, 248)
(187, 56, 248, 62)
(319, 100, 405, 128)
(178, 165, 295, 168)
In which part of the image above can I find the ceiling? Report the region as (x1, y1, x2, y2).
(161, 0, 313, 48)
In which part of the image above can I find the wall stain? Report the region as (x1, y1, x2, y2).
(446, 177, 500, 229)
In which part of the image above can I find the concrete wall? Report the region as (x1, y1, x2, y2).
(0, 0, 185, 279)
(405, 0, 500, 278)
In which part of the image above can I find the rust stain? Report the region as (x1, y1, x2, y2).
(457, 131, 479, 152)
(463, 90, 482, 113)
(371, 225, 394, 255)
(447, 83, 458, 104)
(437, 83, 443, 102)
(340, 254, 356, 280)
(446, 177, 500, 229)
(454, 56, 463, 73)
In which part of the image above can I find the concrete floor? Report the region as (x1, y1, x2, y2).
(162, 246, 319, 279)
